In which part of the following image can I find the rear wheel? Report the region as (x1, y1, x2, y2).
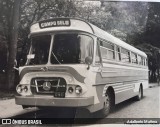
(135, 85, 143, 101)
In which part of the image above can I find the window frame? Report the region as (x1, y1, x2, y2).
(115, 45, 121, 61)
(131, 52, 138, 64)
(99, 39, 115, 60)
(121, 48, 131, 63)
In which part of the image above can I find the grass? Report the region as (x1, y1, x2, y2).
(0, 89, 16, 100)
(0, 73, 17, 100)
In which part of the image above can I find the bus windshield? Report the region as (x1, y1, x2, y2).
(27, 34, 93, 65)
(51, 34, 93, 64)
(27, 35, 51, 65)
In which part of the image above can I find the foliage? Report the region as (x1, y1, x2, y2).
(0, 0, 160, 88)
(0, 0, 14, 73)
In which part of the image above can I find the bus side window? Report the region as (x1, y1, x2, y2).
(138, 55, 143, 65)
(131, 52, 138, 64)
(146, 58, 148, 66)
(95, 41, 101, 64)
(100, 40, 107, 59)
(100, 40, 115, 60)
(121, 48, 130, 63)
(144, 58, 147, 66)
(104, 41, 115, 60)
(116, 46, 121, 61)
(142, 57, 145, 66)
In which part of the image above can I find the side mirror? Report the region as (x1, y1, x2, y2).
(14, 59, 17, 67)
(85, 56, 92, 70)
(19, 59, 24, 66)
(13, 67, 19, 71)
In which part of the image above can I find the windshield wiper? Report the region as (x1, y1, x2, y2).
(52, 51, 61, 64)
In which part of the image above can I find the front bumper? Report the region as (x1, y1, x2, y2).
(15, 96, 94, 107)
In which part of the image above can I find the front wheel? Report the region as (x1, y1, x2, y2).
(95, 91, 113, 118)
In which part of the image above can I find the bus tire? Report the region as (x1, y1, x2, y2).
(98, 90, 113, 118)
(135, 85, 143, 101)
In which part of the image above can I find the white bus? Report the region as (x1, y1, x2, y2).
(15, 18, 148, 117)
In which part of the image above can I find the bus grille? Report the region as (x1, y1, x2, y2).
(30, 77, 67, 98)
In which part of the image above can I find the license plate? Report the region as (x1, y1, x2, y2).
(54, 92, 65, 98)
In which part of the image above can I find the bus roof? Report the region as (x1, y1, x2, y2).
(30, 18, 147, 57)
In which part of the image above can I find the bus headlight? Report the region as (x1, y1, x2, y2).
(68, 87, 74, 93)
(75, 85, 82, 94)
(16, 85, 22, 93)
(17, 85, 22, 93)
(24, 86, 28, 92)
(16, 85, 28, 93)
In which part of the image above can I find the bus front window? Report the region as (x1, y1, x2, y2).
(51, 34, 93, 64)
(27, 35, 51, 65)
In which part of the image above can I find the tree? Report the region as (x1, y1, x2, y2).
(1, 0, 160, 88)
(135, 3, 160, 82)
(18, 0, 77, 65)
(0, 0, 13, 74)
(0, 0, 77, 89)
(6, 0, 22, 89)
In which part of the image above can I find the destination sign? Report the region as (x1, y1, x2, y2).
(39, 18, 71, 29)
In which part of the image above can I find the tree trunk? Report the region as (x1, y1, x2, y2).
(6, 0, 22, 90)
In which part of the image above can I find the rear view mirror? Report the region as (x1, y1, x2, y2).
(85, 56, 92, 65)
(85, 57, 92, 70)
(19, 59, 24, 66)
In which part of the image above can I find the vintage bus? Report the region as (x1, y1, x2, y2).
(15, 18, 148, 117)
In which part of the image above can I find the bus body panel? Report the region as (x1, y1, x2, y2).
(16, 65, 102, 108)
(94, 62, 148, 104)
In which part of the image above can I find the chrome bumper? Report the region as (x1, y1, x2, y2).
(15, 96, 94, 107)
